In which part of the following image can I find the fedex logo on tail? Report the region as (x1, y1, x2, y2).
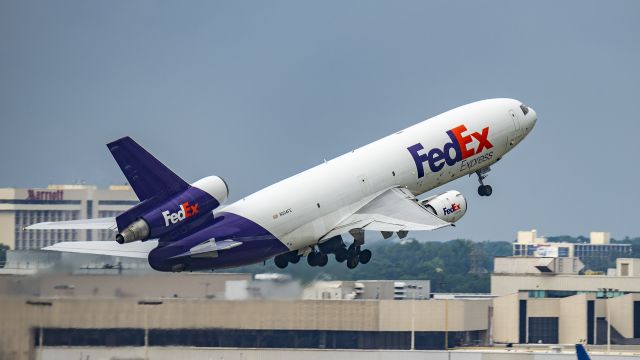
(407, 124, 493, 178)
(162, 202, 199, 226)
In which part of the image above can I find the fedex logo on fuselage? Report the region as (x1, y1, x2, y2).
(162, 201, 199, 227)
(443, 203, 461, 215)
(407, 124, 493, 178)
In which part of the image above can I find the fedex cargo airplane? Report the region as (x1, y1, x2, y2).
(27, 98, 536, 271)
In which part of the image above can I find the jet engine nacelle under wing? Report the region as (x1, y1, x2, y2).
(117, 176, 229, 244)
(421, 190, 467, 223)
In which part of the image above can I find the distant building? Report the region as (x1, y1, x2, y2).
(512, 229, 631, 260)
(492, 256, 640, 345)
(0, 184, 137, 250)
(225, 273, 303, 300)
(0, 292, 490, 357)
(0, 249, 152, 275)
(0, 272, 250, 299)
(303, 280, 430, 300)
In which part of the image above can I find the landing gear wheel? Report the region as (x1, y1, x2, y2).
(318, 253, 329, 267)
(358, 249, 372, 264)
(347, 256, 359, 269)
(307, 252, 319, 267)
(347, 243, 360, 257)
(478, 185, 493, 197)
(334, 247, 348, 263)
(289, 254, 300, 264)
(274, 255, 288, 269)
(475, 168, 492, 197)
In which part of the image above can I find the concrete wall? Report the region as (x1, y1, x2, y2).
(39, 347, 640, 360)
(494, 257, 582, 275)
(0, 211, 15, 249)
(608, 294, 639, 339)
(528, 298, 560, 317)
(357, 280, 395, 299)
(378, 299, 490, 331)
(616, 259, 640, 277)
(492, 274, 640, 296)
(492, 293, 520, 343)
(0, 295, 492, 360)
(559, 294, 589, 344)
(0, 272, 252, 299)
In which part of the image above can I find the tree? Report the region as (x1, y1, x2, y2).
(234, 238, 513, 293)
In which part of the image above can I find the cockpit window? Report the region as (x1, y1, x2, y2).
(520, 104, 529, 116)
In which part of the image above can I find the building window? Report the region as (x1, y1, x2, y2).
(558, 247, 569, 257)
(528, 317, 558, 344)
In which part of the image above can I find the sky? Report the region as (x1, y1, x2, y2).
(1, 1, 639, 242)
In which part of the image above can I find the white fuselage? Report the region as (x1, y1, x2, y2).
(223, 98, 536, 251)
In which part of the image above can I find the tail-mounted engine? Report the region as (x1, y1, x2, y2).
(116, 176, 228, 243)
(421, 190, 467, 223)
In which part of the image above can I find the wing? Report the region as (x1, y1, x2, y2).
(321, 187, 452, 240)
(43, 240, 158, 259)
(25, 217, 117, 231)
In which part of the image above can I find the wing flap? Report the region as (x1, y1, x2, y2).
(26, 217, 117, 231)
(322, 187, 451, 239)
(43, 240, 158, 259)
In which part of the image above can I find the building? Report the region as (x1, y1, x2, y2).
(225, 273, 303, 300)
(303, 280, 430, 300)
(0, 184, 137, 250)
(492, 256, 640, 345)
(0, 272, 251, 299)
(0, 292, 490, 359)
(512, 230, 631, 260)
(0, 248, 153, 274)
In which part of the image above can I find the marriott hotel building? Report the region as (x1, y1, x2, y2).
(0, 185, 137, 250)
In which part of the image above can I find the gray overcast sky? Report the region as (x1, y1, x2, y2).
(1, 1, 639, 242)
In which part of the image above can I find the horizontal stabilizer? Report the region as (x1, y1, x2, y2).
(170, 239, 243, 259)
(43, 240, 158, 259)
(26, 217, 117, 231)
(107, 136, 189, 201)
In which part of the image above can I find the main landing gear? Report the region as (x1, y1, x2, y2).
(321, 231, 372, 269)
(475, 167, 493, 197)
(274, 250, 301, 269)
(274, 234, 374, 270)
(346, 243, 372, 269)
(274, 229, 372, 269)
(307, 250, 329, 267)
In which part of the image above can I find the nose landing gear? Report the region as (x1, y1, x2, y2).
(475, 168, 493, 197)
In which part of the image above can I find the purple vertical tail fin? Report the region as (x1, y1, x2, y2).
(107, 137, 189, 201)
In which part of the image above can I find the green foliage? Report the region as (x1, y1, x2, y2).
(235, 239, 513, 293)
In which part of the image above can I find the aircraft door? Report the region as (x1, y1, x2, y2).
(507, 109, 523, 149)
(509, 109, 521, 132)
